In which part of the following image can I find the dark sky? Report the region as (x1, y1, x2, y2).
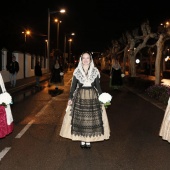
(0, 0, 169, 55)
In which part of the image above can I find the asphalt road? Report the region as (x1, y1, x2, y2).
(0, 70, 169, 170)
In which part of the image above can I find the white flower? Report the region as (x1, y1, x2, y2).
(99, 92, 112, 104)
(121, 73, 125, 77)
(0, 92, 12, 106)
(60, 72, 64, 76)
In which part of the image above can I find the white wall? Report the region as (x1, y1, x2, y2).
(1, 49, 48, 83)
(25, 53, 34, 77)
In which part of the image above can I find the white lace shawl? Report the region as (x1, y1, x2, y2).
(112, 62, 121, 70)
(73, 56, 100, 84)
(54, 63, 60, 69)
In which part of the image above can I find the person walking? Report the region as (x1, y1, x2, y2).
(60, 52, 110, 149)
(34, 61, 42, 87)
(50, 59, 63, 83)
(6, 55, 19, 87)
(50, 59, 63, 89)
(110, 60, 123, 89)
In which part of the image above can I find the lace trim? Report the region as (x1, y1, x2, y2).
(71, 131, 103, 137)
(73, 67, 100, 84)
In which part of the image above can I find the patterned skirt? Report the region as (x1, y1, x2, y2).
(159, 106, 170, 142)
(0, 106, 13, 138)
(60, 87, 110, 142)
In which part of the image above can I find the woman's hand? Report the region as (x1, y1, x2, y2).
(68, 99, 72, 106)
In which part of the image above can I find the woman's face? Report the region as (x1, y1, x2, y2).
(82, 53, 91, 66)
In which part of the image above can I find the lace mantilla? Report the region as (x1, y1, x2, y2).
(73, 67, 100, 84)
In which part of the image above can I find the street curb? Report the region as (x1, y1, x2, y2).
(125, 86, 166, 111)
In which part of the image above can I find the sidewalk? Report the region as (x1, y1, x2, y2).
(5, 73, 50, 94)
(5, 70, 73, 95)
(137, 74, 170, 86)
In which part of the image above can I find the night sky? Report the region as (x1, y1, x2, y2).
(0, 0, 169, 56)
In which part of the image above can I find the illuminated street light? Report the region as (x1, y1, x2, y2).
(22, 30, 31, 42)
(45, 39, 48, 58)
(136, 59, 140, 64)
(68, 38, 73, 67)
(47, 8, 65, 74)
(63, 33, 75, 69)
(54, 18, 62, 50)
(22, 30, 31, 78)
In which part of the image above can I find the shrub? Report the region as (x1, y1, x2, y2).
(145, 84, 170, 105)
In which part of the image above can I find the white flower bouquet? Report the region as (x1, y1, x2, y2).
(60, 72, 64, 76)
(99, 92, 112, 108)
(0, 92, 13, 107)
(121, 73, 125, 77)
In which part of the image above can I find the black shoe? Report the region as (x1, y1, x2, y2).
(80, 144, 86, 149)
(85, 144, 91, 149)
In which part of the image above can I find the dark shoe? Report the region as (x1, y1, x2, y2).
(85, 144, 91, 149)
(80, 144, 86, 149)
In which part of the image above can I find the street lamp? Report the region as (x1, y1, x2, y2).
(47, 8, 65, 74)
(54, 18, 62, 50)
(22, 30, 31, 78)
(22, 30, 31, 43)
(68, 38, 73, 69)
(63, 33, 75, 70)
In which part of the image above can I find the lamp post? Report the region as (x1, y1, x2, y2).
(22, 30, 31, 43)
(63, 33, 75, 70)
(68, 38, 73, 70)
(22, 30, 31, 78)
(47, 8, 65, 74)
(54, 19, 62, 50)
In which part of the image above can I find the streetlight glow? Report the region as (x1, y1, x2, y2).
(63, 33, 75, 69)
(22, 30, 31, 42)
(54, 18, 62, 50)
(47, 8, 66, 75)
(60, 9, 66, 13)
(136, 59, 140, 64)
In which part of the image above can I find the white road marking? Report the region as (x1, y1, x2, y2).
(15, 120, 35, 138)
(66, 78, 72, 86)
(0, 147, 11, 161)
(0, 76, 72, 161)
(35, 100, 52, 117)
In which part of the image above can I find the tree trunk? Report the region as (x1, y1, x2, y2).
(155, 34, 164, 85)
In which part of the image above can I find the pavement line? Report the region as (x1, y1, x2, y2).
(0, 147, 11, 161)
(35, 100, 52, 117)
(65, 78, 72, 86)
(15, 120, 35, 138)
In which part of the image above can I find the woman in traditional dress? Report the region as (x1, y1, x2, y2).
(110, 60, 123, 89)
(50, 59, 62, 84)
(0, 74, 13, 138)
(60, 52, 110, 149)
(159, 97, 170, 142)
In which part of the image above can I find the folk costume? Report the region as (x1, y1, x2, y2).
(110, 61, 123, 89)
(50, 60, 62, 84)
(159, 97, 170, 142)
(0, 74, 13, 138)
(60, 54, 110, 143)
